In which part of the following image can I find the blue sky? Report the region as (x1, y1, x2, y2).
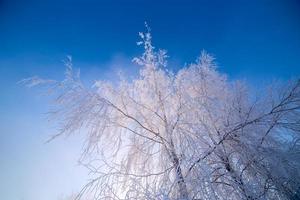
(0, 0, 300, 199)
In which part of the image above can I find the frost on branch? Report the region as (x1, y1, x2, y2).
(19, 76, 56, 88)
(24, 26, 300, 200)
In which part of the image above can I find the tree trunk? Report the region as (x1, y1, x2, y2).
(169, 141, 189, 200)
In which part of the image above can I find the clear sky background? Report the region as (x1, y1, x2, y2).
(0, 0, 300, 199)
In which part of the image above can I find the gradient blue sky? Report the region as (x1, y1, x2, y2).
(1, 0, 300, 199)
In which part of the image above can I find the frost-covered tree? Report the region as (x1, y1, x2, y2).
(23, 26, 300, 200)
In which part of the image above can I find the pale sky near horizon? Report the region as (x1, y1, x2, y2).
(1, 0, 300, 199)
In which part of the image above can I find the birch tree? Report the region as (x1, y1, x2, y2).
(23, 26, 300, 200)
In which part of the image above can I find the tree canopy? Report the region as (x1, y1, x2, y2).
(24, 26, 300, 200)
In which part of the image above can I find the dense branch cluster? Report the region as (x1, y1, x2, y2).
(24, 27, 300, 200)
